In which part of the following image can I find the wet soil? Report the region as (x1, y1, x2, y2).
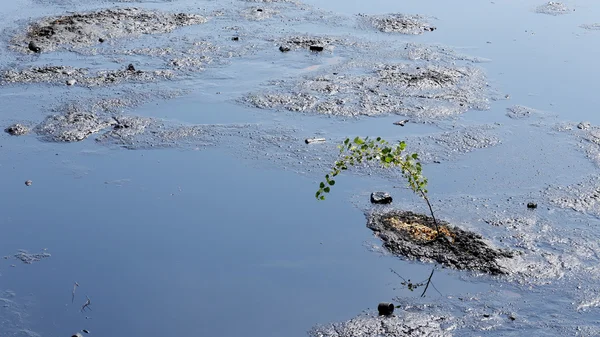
(12, 8, 207, 53)
(367, 210, 514, 275)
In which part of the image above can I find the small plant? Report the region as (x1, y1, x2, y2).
(316, 136, 439, 233)
(316, 136, 443, 297)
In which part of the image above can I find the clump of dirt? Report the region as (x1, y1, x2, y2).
(12, 8, 207, 53)
(360, 13, 436, 34)
(36, 108, 116, 142)
(581, 23, 600, 30)
(244, 61, 490, 119)
(241, 6, 279, 21)
(367, 210, 514, 275)
(2, 65, 173, 86)
(14, 250, 51, 264)
(310, 311, 450, 337)
(536, 2, 570, 15)
(4, 124, 29, 136)
(276, 35, 338, 52)
(545, 175, 600, 217)
(506, 105, 540, 119)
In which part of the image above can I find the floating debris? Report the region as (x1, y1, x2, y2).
(393, 119, 409, 126)
(24, 180, 32, 186)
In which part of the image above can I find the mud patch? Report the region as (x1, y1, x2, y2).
(545, 175, 600, 217)
(367, 210, 514, 275)
(506, 105, 541, 119)
(359, 13, 436, 34)
(14, 250, 51, 264)
(12, 8, 207, 53)
(581, 23, 600, 30)
(408, 125, 500, 163)
(241, 6, 279, 21)
(245, 61, 490, 119)
(310, 311, 450, 337)
(3, 65, 173, 86)
(536, 2, 570, 15)
(36, 107, 116, 142)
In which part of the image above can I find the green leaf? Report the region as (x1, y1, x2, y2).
(324, 187, 331, 193)
(411, 153, 418, 160)
(320, 182, 325, 188)
(319, 195, 325, 200)
(328, 180, 335, 186)
(353, 136, 364, 145)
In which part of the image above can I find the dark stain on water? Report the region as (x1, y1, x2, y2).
(1, 0, 600, 336)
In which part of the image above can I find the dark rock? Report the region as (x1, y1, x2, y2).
(279, 45, 290, 52)
(28, 41, 41, 53)
(98, 37, 105, 43)
(371, 192, 393, 204)
(127, 64, 136, 72)
(232, 36, 239, 41)
(377, 303, 394, 316)
(309, 45, 324, 52)
(367, 210, 514, 274)
(5, 124, 29, 136)
(256, 8, 263, 12)
(527, 202, 538, 209)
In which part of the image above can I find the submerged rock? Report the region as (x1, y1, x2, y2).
(367, 210, 514, 275)
(360, 13, 436, 35)
(5, 124, 29, 136)
(13, 8, 207, 53)
(536, 2, 570, 15)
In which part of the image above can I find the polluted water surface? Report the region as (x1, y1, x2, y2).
(1, 0, 600, 336)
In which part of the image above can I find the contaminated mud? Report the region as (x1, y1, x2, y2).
(310, 310, 451, 337)
(14, 250, 51, 264)
(407, 125, 501, 163)
(506, 105, 540, 119)
(11, 8, 207, 53)
(367, 210, 514, 275)
(4, 124, 29, 136)
(245, 61, 490, 119)
(581, 23, 600, 30)
(3, 65, 173, 86)
(358, 13, 436, 35)
(535, 2, 570, 15)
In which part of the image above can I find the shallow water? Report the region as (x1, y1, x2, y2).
(1, 0, 600, 336)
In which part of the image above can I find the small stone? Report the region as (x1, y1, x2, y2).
(371, 192, 393, 204)
(5, 124, 29, 136)
(28, 41, 41, 53)
(309, 45, 324, 52)
(127, 64, 136, 72)
(577, 121, 591, 130)
(279, 45, 290, 53)
(82, 329, 90, 334)
(393, 119, 409, 126)
(98, 38, 105, 43)
(25, 180, 32, 186)
(66, 79, 77, 86)
(509, 314, 516, 321)
(527, 202, 537, 209)
(231, 36, 239, 41)
(256, 8, 263, 12)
